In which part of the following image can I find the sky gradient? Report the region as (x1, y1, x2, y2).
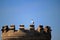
(0, 0, 60, 40)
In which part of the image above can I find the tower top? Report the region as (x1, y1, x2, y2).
(31, 19, 34, 24)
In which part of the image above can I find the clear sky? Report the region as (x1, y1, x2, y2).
(0, 0, 60, 40)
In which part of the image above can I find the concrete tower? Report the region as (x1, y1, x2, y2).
(30, 19, 35, 31)
(1, 25, 9, 33)
(19, 24, 24, 30)
(37, 25, 43, 32)
(9, 24, 15, 32)
(1, 24, 52, 40)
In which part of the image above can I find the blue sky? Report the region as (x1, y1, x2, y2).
(0, 0, 60, 40)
